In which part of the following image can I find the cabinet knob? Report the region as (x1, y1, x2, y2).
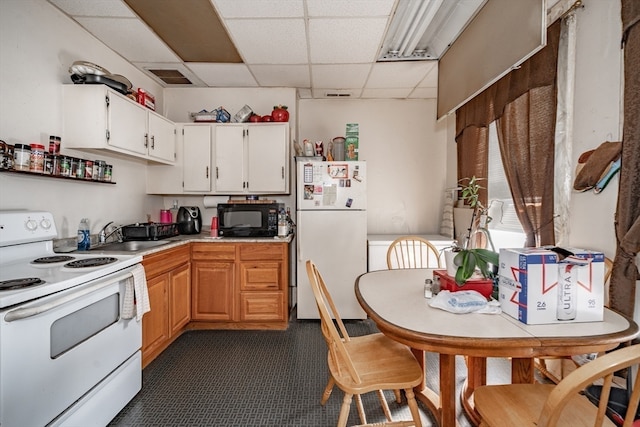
(144, 133, 149, 148)
(151, 135, 155, 149)
(206, 166, 209, 178)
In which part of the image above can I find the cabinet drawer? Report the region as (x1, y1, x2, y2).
(191, 243, 236, 261)
(143, 244, 190, 278)
(238, 243, 285, 261)
(240, 262, 281, 291)
(240, 292, 284, 321)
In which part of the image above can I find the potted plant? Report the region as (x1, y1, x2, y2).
(451, 176, 499, 286)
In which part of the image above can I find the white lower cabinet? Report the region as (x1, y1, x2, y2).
(63, 85, 176, 164)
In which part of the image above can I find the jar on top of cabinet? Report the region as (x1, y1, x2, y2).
(13, 144, 31, 171)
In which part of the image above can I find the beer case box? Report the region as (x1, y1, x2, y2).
(498, 248, 605, 325)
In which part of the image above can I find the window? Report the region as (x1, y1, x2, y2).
(486, 122, 526, 250)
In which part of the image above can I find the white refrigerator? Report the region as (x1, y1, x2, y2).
(296, 161, 367, 319)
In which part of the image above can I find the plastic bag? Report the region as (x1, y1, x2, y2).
(429, 290, 501, 314)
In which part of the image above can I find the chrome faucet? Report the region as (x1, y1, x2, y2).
(98, 221, 122, 244)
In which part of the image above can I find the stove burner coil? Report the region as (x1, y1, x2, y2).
(32, 255, 76, 264)
(64, 257, 118, 268)
(0, 277, 45, 290)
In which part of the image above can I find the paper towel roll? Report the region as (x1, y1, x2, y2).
(203, 196, 218, 208)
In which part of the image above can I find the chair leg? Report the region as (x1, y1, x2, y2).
(322, 377, 335, 405)
(393, 389, 402, 403)
(355, 394, 367, 425)
(404, 388, 422, 427)
(337, 393, 353, 427)
(376, 389, 393, 421)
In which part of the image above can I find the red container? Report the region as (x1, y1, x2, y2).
(136, 88, 156, 111)
(434, 269, 494, 299)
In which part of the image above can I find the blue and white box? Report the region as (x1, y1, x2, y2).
(498, 248, 604, 325)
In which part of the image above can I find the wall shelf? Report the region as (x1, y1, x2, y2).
(0, 169, 116, 184)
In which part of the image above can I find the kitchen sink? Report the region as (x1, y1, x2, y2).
(90, 240, 173, 252)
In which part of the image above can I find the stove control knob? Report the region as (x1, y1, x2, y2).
(25, 219, 38, 231)
(40, 218, 52, 230)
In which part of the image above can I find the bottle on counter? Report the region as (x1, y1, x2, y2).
(278, 209, 289, 237)
(77, 218, 91, 251)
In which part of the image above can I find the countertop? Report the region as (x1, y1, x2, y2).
(56, 230, 294, 257)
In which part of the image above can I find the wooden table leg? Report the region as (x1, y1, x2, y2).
(439, 353, 457, 427)
(411, 348, 425, 391)
(512, 357, 535, 383)
(461, 356, 487, 426)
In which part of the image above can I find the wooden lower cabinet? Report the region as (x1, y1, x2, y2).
(191, 242, 288, 329)
(141, 244, 191, 367)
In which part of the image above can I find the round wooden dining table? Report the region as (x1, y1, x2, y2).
(355, 268, 639, 427)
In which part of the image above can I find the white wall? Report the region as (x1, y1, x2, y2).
(568, 0, 623, 258)
(0, 0, 167, 237)
(298, 98, 448, 234)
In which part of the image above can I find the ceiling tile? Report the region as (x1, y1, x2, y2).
(367, 62, 437, 88)
(250, 65, 310, 87)
(409, 87, 438, 98)
(312, 64, 371, 89)
(309, 17, 388, 64)
(50, 0, 135, 17)
(212, 0, 304, 18)
(225, 19, 308, 64)
(75, 17, 180, 62)
(306, 0, 395, 17)
(361, 88, 413, 98)
(187, 63, 258, 87)
(417, 65, 438, 88)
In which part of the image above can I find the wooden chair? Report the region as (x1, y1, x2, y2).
(474, 343, 640, 427)
(535, 257, 615, 384)
(386, 236, 442, 270)
(306, 260, 424, 427)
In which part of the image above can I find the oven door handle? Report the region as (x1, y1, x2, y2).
(4, 270, 135, 322)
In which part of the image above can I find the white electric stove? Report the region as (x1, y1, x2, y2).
(0, 210, 143, 427)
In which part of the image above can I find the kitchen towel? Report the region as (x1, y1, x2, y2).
(122, 264, 151, 321)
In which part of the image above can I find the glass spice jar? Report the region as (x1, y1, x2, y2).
(13, 143, 31, 171)
(59, 155, 71, 177)
(75, 158, 86, 179)
(29, 143, 45, 173)
(84, 160, 93, 180)
(43, 153, 53, 175)
(103, 164, 113, 182)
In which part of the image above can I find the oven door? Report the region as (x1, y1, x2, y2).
(0, 266, 142, 427)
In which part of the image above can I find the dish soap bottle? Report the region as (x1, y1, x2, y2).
(77, 218, 91, 251)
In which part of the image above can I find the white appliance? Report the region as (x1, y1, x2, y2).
(296, 161, 367, 319)
(0, 210, 143, 427)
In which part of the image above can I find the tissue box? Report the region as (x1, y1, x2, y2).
(498, 248, 604, 324)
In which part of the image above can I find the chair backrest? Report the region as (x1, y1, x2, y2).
(538, 343, 640, 427)
(306, 260, 361, 384)
(386, 236, 442, 269)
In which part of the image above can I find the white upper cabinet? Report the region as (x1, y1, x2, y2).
(214, 123, 289, 195)
(63, 85, 176, 164)
(183, 124, 212, 192)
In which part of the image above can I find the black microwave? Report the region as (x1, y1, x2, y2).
(217, 203, 283, 237)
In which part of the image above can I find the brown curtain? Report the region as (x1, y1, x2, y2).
(610, 0, 640, 318)
(455, 21, 561, 246)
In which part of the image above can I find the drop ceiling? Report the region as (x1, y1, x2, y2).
(47, 0, 561, 100)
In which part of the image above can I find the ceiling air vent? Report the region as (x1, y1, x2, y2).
(148, 69, 192, 85)
(324, 91, 352, 98)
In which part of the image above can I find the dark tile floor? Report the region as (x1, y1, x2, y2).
(109, 315, 512, 426)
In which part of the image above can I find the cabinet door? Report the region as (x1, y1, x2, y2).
(169, 262, 191, 336)
(247, 124, 288, 193)
(148, 112, 176, 163)
(108, 93, 148, 155)
(142, 274, 169, 356)
(214, 125, 245, 193)
(183, 124, 212, 192)
(191, 261, 235, 321)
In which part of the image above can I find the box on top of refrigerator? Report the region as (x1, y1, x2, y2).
(498, 248, 605, 324)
